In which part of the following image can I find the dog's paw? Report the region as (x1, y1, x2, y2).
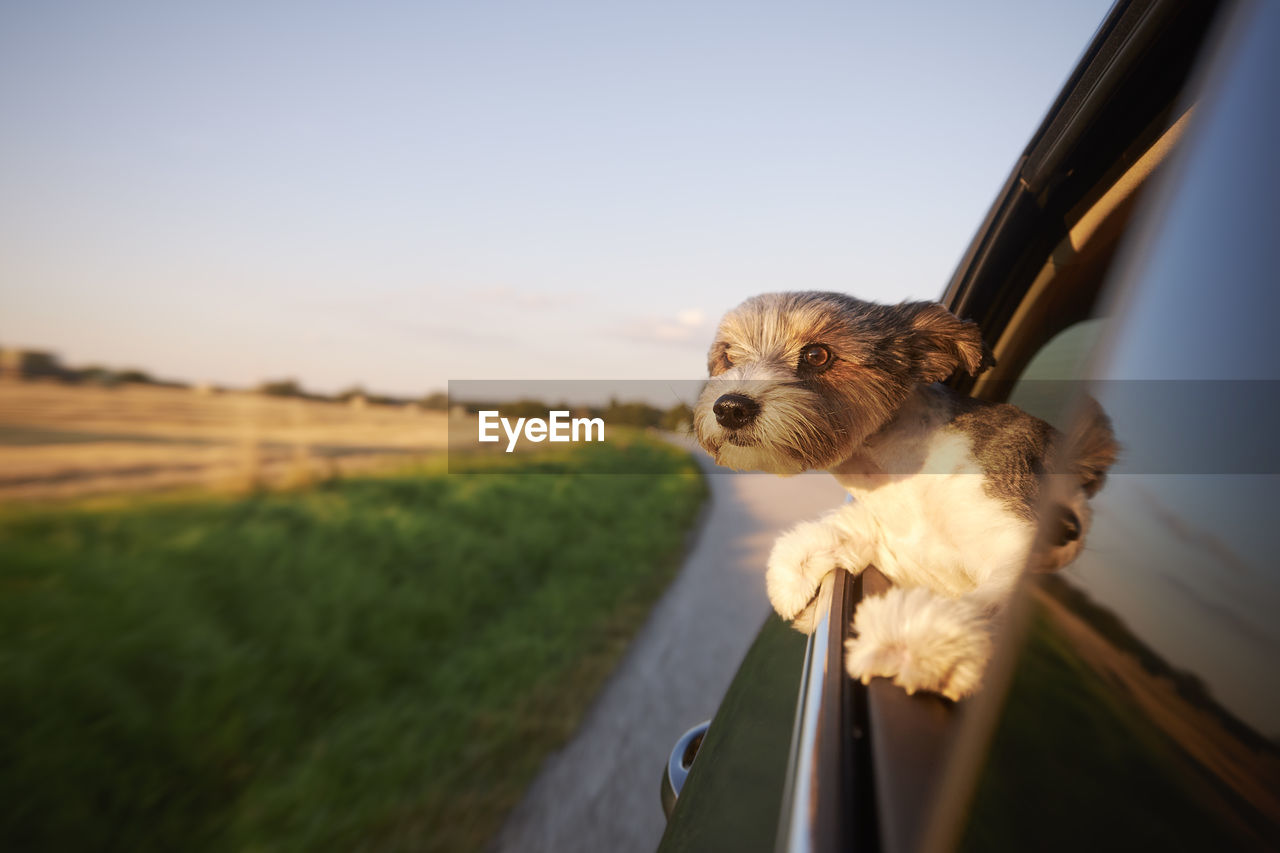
(766, 520, 848, 627)
(844, 587, 992, 701)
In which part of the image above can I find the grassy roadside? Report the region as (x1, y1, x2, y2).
(1, 431, 707, 852)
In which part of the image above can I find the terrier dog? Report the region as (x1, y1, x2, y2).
(694, 292, 1116, 700)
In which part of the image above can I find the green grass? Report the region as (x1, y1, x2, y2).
(0, 432, 707, 852)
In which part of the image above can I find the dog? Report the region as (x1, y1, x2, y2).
(694, 292, 1117, 700)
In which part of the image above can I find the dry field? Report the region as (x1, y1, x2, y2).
(1037, 589, 1280, 835)
(0, 380, 449, 500)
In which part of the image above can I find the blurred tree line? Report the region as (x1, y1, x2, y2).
(0, 347, 188, 388)
(0, 345, 698, 429)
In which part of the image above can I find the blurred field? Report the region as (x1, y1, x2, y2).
(0, 381, 449, 500)
(962, 585, 1280, 850)
(1, 433, 707, 851)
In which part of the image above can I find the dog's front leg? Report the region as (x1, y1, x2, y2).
(766, 502, 875, 633)
(844, 587, 999, 701)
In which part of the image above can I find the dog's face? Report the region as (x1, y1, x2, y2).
(1034, 397, 1119, 571)
(695, 292, 990, 474)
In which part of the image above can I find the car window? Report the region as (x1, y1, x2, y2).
(1006, 317, 1108, 429)
(950, 3, 1280, 849)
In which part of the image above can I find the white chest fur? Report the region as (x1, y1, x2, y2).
(828, 395, 1036, 605)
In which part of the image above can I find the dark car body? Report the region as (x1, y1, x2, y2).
(659, 0, 1280, 850)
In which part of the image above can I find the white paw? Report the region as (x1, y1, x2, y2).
(844, 587, 992, 700)
(765, 520, 848, 627)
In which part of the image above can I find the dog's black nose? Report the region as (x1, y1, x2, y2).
(713, 393, 760, 429)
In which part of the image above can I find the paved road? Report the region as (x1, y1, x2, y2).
(491, 440, 847, 853)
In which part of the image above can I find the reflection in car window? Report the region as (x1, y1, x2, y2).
(960, 2, 1280, 849)
(1006, 318, 1107, 429)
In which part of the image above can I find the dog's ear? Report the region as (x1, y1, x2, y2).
(707, 340, 732, 376)
(1066, 397, 1119, 497)
(901, 302, 993, 382)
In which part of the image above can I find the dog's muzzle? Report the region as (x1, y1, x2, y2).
(713, 393, 760, 430)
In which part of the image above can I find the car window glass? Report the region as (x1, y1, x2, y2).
(957, 3, 1280, 848)
(1005, 317, 1107, 429)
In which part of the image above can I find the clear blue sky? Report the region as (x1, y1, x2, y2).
(0, 0, 1114, 396)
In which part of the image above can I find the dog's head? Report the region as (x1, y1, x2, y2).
(1034, 397, 1120, 571)
(695, 292, 991, 474)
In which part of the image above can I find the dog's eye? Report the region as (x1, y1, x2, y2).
(708, 343, 733, 375)
(1050, 507, 1082, 547)
(800, 344, 832, 370)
